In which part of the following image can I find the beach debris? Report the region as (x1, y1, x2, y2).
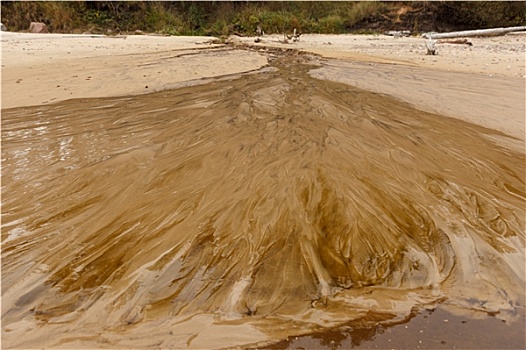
(255, 25, 265, 43)
(284, 28, 302, 43)
(256, 25, 264, 37)
(425, 39, 437, 55)
(385, 30, 411, 38)
(1, 22, 6, 31)
(292, 28, 301, 42)
(422, 26, 526, 39)
(29, 22, 48, 33)
(437, 38, 473, 46)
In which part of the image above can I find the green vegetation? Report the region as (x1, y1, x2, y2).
(1, 1, 524, 36)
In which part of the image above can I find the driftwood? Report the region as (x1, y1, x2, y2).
(285, 28, 302, 42)
(425, 39, 437, 55)
(292, 28, 301, 42)
(437, 38, 473, 46)
(385, 30, 411, 38)
(423, 26, 526, 39)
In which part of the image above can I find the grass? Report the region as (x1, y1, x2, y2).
(1, 1, 524, 36)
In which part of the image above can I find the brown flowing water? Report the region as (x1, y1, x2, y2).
(2, 56, 525, 349)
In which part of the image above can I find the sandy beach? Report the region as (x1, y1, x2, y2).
(1, 32, 268, 109)
(3, 31, 524, 143)
(235, 33, 526, 145)
(1, 31, 525, 349)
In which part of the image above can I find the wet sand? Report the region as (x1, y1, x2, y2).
(1, 33, 525, 349)
(266, 306, 526, 349)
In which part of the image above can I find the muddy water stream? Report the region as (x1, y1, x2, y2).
(2, 56, 525, 349)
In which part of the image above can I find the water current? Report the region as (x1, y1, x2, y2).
(2, 55, 525, 348)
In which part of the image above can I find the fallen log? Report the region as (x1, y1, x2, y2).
(436, 38, 473, 46)
(422, 26, 526, 39)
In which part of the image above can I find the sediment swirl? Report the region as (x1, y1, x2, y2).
(2, 57, 524, 349)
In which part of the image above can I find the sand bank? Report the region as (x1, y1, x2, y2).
(1, 32, 268, 109)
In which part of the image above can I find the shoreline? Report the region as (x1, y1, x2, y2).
(2, 31, 524, 146)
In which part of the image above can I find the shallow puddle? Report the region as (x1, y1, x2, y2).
(2, 56, 524, 348)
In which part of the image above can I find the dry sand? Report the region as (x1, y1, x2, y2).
(1, 32, 268, 109)
(237, 33, 526, 78)
(1, 32, 525, 349)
